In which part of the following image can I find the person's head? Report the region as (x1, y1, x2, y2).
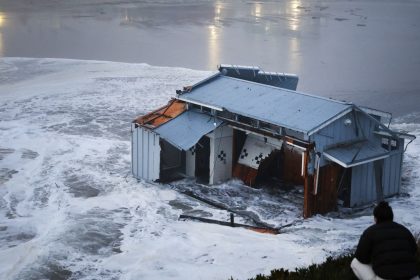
(373, 201, 394, 224)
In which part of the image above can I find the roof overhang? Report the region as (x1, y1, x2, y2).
(374, 130, 416, 141)
(154, 110, 223, 150)
(323, 140, 390, 168)
(359, 106, 392, 121)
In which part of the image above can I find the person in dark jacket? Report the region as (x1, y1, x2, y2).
(351, 201, 419, 280)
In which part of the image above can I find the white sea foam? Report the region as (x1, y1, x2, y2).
(0, 58, 419, 280)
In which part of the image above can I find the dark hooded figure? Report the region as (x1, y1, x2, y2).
(351, 201, 419, 280)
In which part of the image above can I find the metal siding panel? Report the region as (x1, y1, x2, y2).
(139, 128, 144, 179)
(388, 155, 399, 195)
(156, 134, 161, 180)
(396, 140, 404, 194)
(312, 112, 355, 151)
(351, 166, 360, 206)
(364, 164, 370, 205)
(388, 156, 394, 195)
(137, 128, 142, 179)
(370, 163, 376, 203)
(153, 132, 160, 180)
(136, 128, 140, 179)
(151, 133, 156, 180)
(396, 154, 402, 193)
(151, 132, 160, 181)
(360, 164, 367, 204)
(143, 129, 149, 179)
(392, 153, 402, 194)
(382, 157, 391, 196)
(132, 126, 137, 178)
(395, 153, 403, 193)
(363, 164, 370, 204)
(391, 155, 398, 194)
(148, 132, 154, 179)
(389, 155, 397, 195)
(351, 163, 379, 207)
(367, 162, 375, 203)
(314, 112, 359, 167)
(385, 154, 395, 196)
(141, 128, 146, 179)
(132, 128, 161, 181)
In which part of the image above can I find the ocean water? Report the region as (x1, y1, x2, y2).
(0, 58, 419, 280)
(0, 0, 420, 115)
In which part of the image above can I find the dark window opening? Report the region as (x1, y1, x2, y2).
(189, 103, 201, 111)
(201, 106, 211, 114)
(381, 137, 398, 150)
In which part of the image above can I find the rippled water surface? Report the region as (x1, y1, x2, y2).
(0, 0, 420, 115)
(0, 58, 419, 280)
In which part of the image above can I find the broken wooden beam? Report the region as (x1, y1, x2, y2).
(174, 189, 274, 229)
(179, 214, 280, 235)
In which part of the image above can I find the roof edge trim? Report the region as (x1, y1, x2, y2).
(353, 105, 399, 138)
(189, 72, 220, 91)
(307, 107, 353, 136)
(176, 97, 224, 111)
(359, 106, 392, 120)
(323, 152, 389, 168)
(221, 75, 349, 106)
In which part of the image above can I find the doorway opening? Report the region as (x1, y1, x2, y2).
(195, 136, 210, 184)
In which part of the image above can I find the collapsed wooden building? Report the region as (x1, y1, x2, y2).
(131, 65, 415, 218)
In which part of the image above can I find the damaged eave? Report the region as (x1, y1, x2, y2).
(322, 139, 392, 168)
(374, 130, 416, 141)
(154, 110, 223, 151)
(176, 97, 224, 112)
(133, 99, 187, 128)
(323, 152, 389, 168)
(353, 104, 400, 138)
(216, 113, 313, 150)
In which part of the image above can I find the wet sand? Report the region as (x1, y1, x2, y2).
(0, 0, 419, 115)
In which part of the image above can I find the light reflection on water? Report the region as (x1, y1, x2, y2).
(287, 0, 301, 32)
(208, 24, 220, 70)
(207, 0, 223, 69)
(253, 2, 262, 23)
(0, 12, 5, 56)
(0, 1, 419, 115)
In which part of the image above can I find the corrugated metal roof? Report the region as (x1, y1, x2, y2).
(178, 75, 351, 134)
(154, 110, 222, 150)
(323, 140, 390, 168)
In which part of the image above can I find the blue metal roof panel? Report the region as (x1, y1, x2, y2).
(154, 110, 222, 150)
(323, 141, 390, 168)
(179, 75, 351, 133)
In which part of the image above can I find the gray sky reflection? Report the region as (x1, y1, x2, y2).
(0, 0, 419, 115)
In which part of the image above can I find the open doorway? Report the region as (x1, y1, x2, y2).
(255, 149, 283, 185)
(232, 129, 247, 164)
(159, 139, 185, 182)
(195, 136, 210, 184)
(337, 167, 352, 207)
